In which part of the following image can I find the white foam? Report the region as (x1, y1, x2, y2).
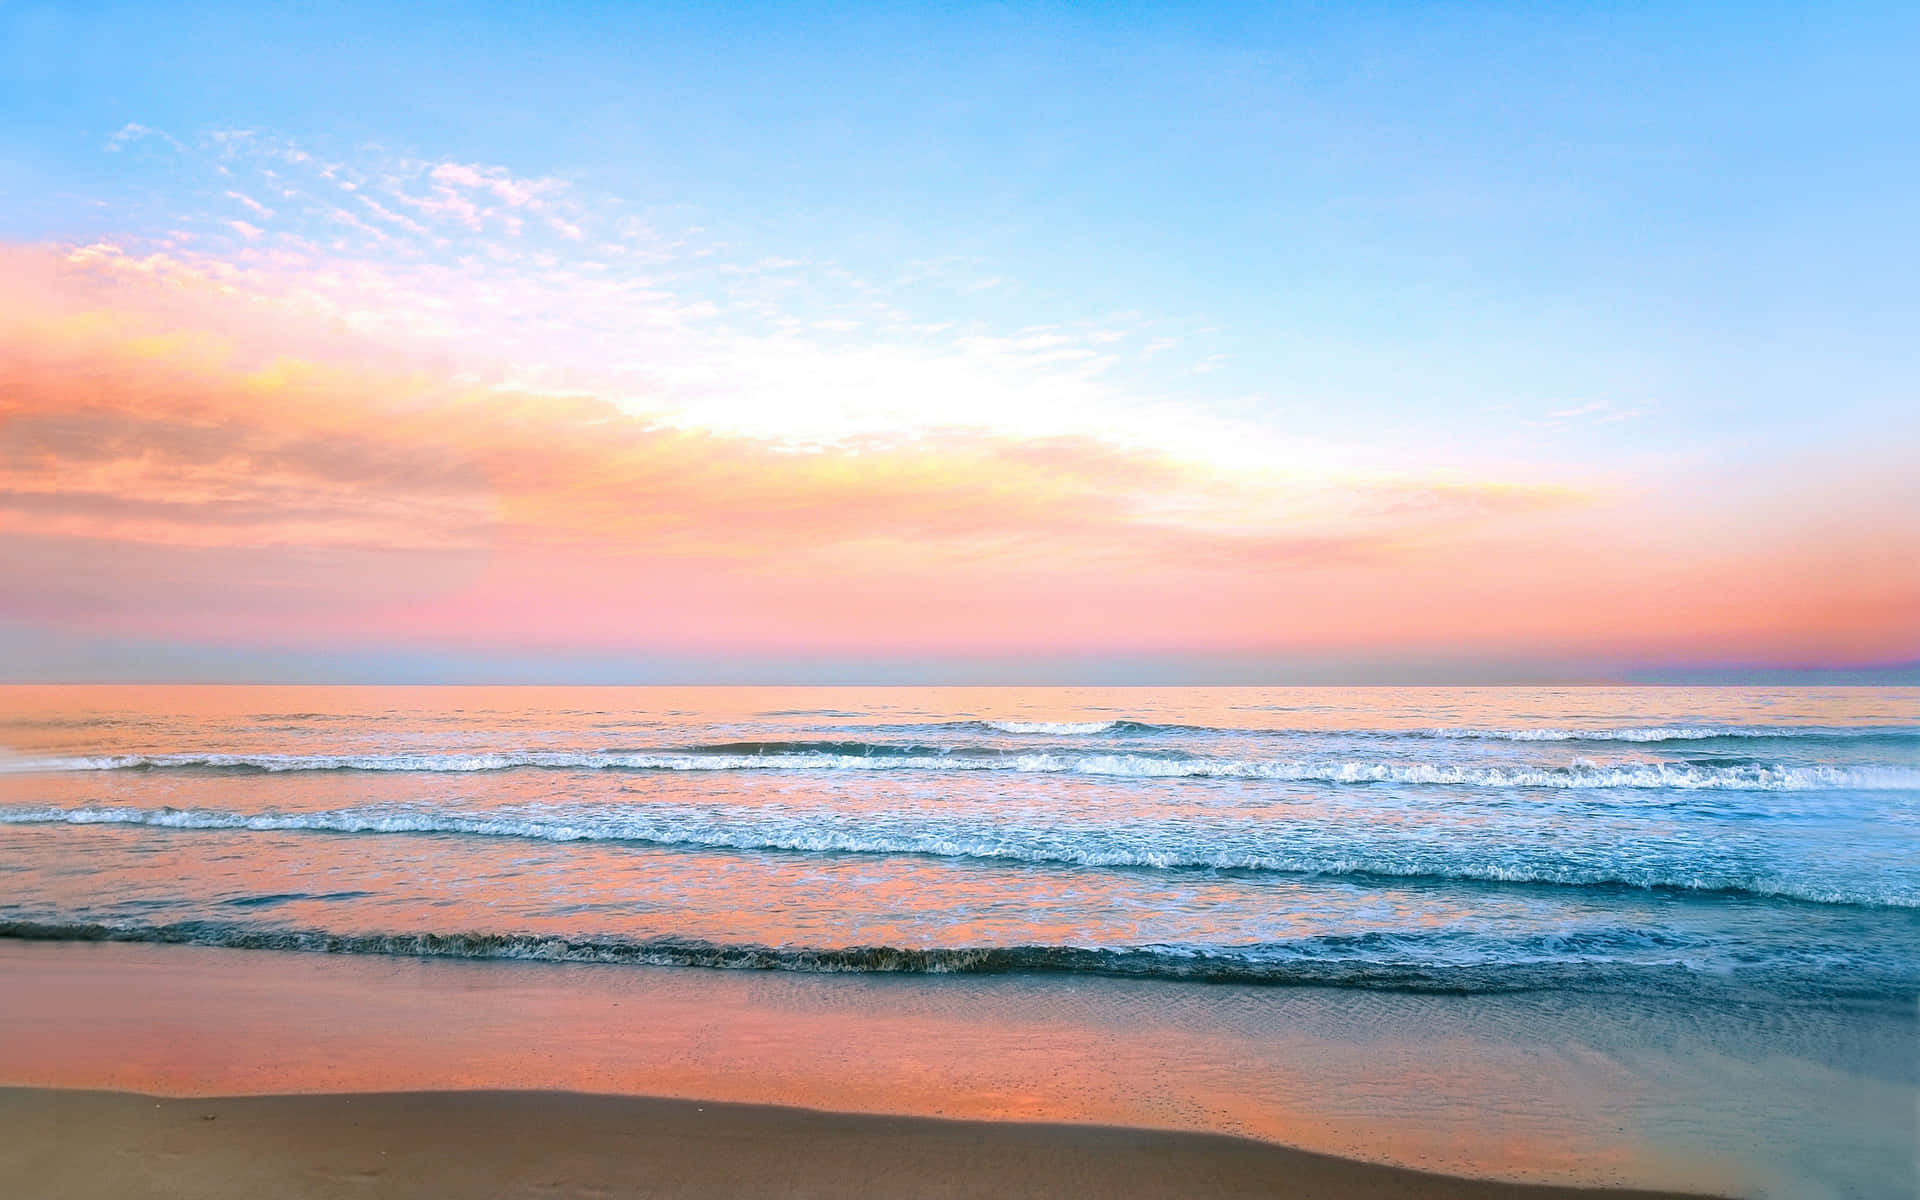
(2, 803, 1914, 908)
(2, 750, 1914, 790)
(1422, 726, 1910, 742)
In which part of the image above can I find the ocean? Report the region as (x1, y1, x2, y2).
(3, 685, 1916, 998)
(1, 685, 1916, 1195)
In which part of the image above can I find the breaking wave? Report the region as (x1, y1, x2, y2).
(2, 750, 1913, 790)
(931, 719, 1920, 741)
(4, 804, 1912, 907)
(930, 720, 1920, 743)
(1419, 725, 1920, 743)
(4, 918, 1887, 997)
(979, 720, 1124, 734)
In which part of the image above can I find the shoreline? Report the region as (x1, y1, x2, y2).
(3, 939, 1908, 1196)
(0, 1087, 1723, 1199)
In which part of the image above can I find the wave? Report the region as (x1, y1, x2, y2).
(2, 918, 1881, 997)
(979, 720, 1124, 735)
(679, 740, 997, 758)
(915, 718, 1920, 742)
(2, 749, 1911, 790)
(5, 804, 1911, 908)
(1420, 725, 1920, 743)
(954, 719, 1920, 742)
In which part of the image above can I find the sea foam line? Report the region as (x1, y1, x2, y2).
(945, 720, 1920, 742)
(3, 804, 1911, 908)
(1420, 725, 1920, 742)
(0, 918, 1851, 996)
(1, 751, 1913, 789)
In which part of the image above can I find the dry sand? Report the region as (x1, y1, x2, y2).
(0, 1088, 1720, 1199)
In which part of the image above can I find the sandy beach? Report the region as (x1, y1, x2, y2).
(0, 1088, 1721, 1200)
(5, 940, 1907, 1196)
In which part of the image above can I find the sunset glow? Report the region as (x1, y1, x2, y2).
(3, 4, 1915, 681)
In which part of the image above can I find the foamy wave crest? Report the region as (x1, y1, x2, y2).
(3, 750, 1913, 790)
(5, 804, 1911, 907)
(0, 918, 1844, 996)
(1423, 725, 1920, 743)
(915, 720, 1920, 742)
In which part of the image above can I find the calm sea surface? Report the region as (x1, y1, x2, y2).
(2, 684, 1915, 1001)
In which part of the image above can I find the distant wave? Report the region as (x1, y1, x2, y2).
(979, 720, 1124, 735)
(3, 749, 1913, 790)
(0, 918, 1870, 996)
(945, 720, 1920, 743)
(5, 804, 1912, 908)
(1419, 725, 1920, 743)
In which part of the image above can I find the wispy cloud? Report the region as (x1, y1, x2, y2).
(0, 246, 1662, 654)
(7, 125, 1913, 666)
(104, 122, 184, 152)
(225, 190, 273, 217)
(1531, 399, 1649, 429)
(5, 250, 1565, 558)
(69, 128, 1288, 468)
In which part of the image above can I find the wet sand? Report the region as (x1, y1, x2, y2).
(4, 941, 1904, 1196)
(0, 1088, 1719, 1200)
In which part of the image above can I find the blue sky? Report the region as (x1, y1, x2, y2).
(8, 2, 1917, 452)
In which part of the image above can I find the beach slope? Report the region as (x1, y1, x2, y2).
(0, 1088, 1719, 1199)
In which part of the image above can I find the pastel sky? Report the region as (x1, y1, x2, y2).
(1, 2, 1916, 682)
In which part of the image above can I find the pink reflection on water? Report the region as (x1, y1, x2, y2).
(3, 683, 1916, 759)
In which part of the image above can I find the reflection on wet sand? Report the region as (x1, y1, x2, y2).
(4, 940, 1910, 1197)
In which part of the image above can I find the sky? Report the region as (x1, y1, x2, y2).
(1, 1, 1916, 683)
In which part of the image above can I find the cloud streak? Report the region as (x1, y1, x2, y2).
(72, 130, 1283, 470)
(3, 242, 1915, 672)
(2, 248, 1548, 563)
(3, 112, 1917, 675)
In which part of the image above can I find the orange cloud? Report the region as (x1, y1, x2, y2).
(1, 244, 1915, 669)
(0, 247, 1564, 562)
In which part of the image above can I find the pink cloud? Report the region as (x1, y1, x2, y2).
(1, 244, 1914, 669)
